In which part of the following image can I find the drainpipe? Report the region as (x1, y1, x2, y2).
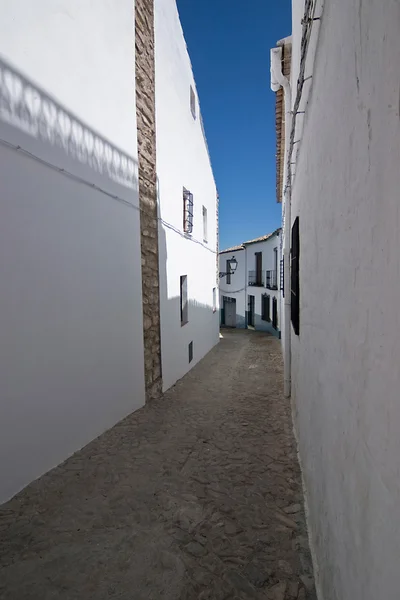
(271, 45, 292, 397)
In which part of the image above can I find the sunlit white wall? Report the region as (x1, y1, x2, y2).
(155, 0, 219, 391)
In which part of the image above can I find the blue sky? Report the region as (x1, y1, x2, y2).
(176, 0, 291, 250)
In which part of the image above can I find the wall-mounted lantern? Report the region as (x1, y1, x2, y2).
(219, 256, 238, 279)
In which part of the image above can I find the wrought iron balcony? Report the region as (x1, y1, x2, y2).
(248, 270, 264, 287)
(266, 270, 278, 290)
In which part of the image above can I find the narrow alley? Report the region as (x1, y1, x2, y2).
(0, 330, 315, 600)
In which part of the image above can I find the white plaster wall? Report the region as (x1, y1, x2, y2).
(155, 0, 219, 392)
(0, 0, 145, 504)
(290, 0, 400, 598)
(219, 248, 246, 327)
(245, 235, 281, 335)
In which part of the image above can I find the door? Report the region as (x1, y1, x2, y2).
(248, 295, 255, 327)
(224, 298, 236, 327)
(272, 296, 278, 330)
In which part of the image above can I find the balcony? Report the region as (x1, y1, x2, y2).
(266, 270, 278, 290)
(248, 270, 264, 287)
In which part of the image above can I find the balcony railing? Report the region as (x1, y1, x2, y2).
(248, 270, 265, 287)
(266, 270, 278, 290)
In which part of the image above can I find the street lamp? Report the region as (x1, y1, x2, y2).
(219, 256, 238, 279)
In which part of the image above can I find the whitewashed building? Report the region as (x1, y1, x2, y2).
(219, 230, 281, 336)
(0, 0, 218, 504)
(271, 1, 400, 599)
(155, 1, 219, 391)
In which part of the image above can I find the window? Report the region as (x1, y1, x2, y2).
(202, 206, 208, 243)
(226, 260, 231, 284)
(180, 275, 188, 325)
(291, 217, 300, 335)
(255, 252, 262, 286)
(190, 86, 196, 119)
(188, 341, 193, 363)
(183, 188, 193, 234)
(262, 294, 270, 322)
(212, 287, 216, 313)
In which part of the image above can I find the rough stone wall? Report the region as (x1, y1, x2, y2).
(135, 0, 162, 400)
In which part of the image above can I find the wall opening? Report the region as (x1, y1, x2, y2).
(262, 294, 270, 322)
(291, 216, 300, 335)
(188, 341, 193, 363)
(180, 275, 188, 325)
(203, 206, 208, 243)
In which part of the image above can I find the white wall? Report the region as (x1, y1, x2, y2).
(0, 0, 145, 503)
(219, 248, 246, 328)
(155, 0, 219, 392)
(290, 0, 400, 598)
(245, 234, 281, 335)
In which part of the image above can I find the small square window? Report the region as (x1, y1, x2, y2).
(190, 86, 196, 119)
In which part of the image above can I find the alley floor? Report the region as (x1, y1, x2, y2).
(0, 329, 316, 600)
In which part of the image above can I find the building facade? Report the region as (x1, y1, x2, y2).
(155, 0, 219, 391)
(219, 230, 282, 337)
(272, 1, 400, 599)
(0, 0, 218, 504)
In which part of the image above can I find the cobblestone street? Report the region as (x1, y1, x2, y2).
(0, 329, 316, 600)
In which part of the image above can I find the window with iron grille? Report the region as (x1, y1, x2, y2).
(280, 258, 284, 294)
(291, 217, 300, 335)
(190, 86, 196, 119)
(212, 287, 216, 313)
(183, 188, 193, 234)
(262, 294, 270, 322)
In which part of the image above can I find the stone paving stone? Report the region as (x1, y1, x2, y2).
(0, 329, 316, 600)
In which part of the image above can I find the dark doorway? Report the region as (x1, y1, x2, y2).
(272, 297, 278, 330)
(248, 295, 255, 327)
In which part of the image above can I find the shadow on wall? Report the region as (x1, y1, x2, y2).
(0, 54, 138, 192)
(0, 56, 144, 503)
(253, 314, 280, 338)
(157, 204, 219, 391)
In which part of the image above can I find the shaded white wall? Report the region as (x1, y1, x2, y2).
(155, 0, 219, 392)
(290, 0, 400, 598)
(219, 248, 246, 327)
(0, 0, 145, 504)
(245, 234, 281, 335)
